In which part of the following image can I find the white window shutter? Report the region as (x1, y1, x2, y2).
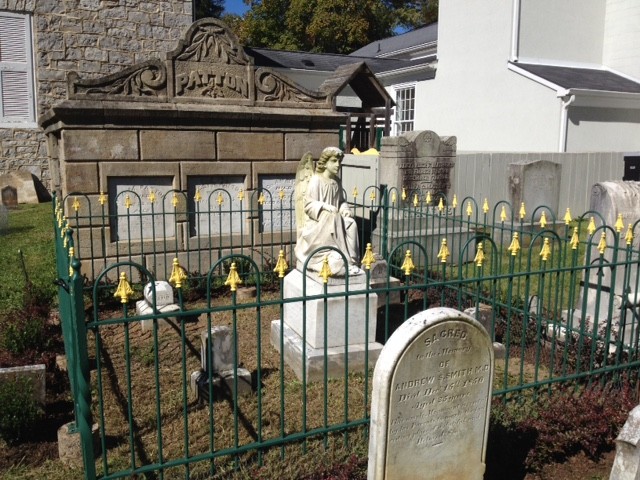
(0, 12, 35, 123)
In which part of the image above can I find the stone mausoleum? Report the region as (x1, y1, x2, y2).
(42, 18, 393, 279)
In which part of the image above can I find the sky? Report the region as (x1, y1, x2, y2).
(225, 0, 249, 16)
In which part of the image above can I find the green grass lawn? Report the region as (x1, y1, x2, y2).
(0, 203, 56, 314)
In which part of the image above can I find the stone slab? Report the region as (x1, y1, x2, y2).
(135, 300, 180, 331)
(283, 269, 378, 349)
(508, 160, 561, 221)
(368, 307, 493, 480)
(200, 326, 236, 373)
(143, 281, 174, 307)
(270, 320, 382, 382)
(0, 364, 46, 405)
(0, 171, 39, 204)
(217, 132, 283, 160)
(140, 130, 216, 160)
(62, 129, 138, 161)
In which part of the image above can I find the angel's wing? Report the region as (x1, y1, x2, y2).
(294, 152, 314, 237)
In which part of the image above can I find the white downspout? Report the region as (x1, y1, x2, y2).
(510, 0, 521, 61)
(558, 94, 576, 152)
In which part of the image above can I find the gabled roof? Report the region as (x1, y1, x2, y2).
(319, 62, 393, 108)
(245, 46, 428, 75)
(511, 62, 640, 94)
(350, 23, 438, 58)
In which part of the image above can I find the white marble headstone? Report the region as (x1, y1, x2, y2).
(368, 307, 493, 480)
(143, 281, 174, 307)
(188, 175, 245, 236)
(109, 177, 175, 241)
(258, 175, 295, 232)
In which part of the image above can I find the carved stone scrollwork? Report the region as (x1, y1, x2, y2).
(173, 19, 249, 65)
(255, 68, 328, 104)
(69, 60, 167, 98)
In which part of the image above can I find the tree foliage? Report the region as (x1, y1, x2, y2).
(194, 0, 224, 20)
(385, 0, 438, 31)
(236, 0, 414, 54)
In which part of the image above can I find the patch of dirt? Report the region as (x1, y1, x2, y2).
(523, 450, 615, 480)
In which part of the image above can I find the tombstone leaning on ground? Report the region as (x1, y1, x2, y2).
(368, 307, 494, 480)
(611, 404, 640, 480)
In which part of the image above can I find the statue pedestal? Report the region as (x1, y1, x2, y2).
(270, 269, 383, 381)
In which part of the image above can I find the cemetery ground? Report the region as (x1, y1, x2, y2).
(0, 202, 635, 479)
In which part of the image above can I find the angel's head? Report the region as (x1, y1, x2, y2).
(316, 147, 344, 175)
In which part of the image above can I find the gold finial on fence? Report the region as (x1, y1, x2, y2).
(402, 187, 407, 201)
(625, 224, 634, 246)
(68, 247, 75, 276)
(597, 232, 607, 255)
(466, 201, 473, 218)
(169, 258, 187, 288)
(540, 211, 547, 229)
(587, 217, 596, 236)
(352, 186, 358, 200)
(114, 272, 134, 304)
(124, 194, 132, 210)
(426, 191, 432, 205)
(519, 203, 526, 221)
(225, 262, 243, 292)
(172, 192, 179, 208)
(279, 188, 285, 201)
(564, 208, 572, 225)
(401, 250, 415, 276)
(99, 191, 107, 206)
(238, 190, 245, 201)
(194, 189, 202, 203)
(615, 214, 624, 233)
(391, 191, 397, 204)
(273, 250, 288, 278)
(413, 193, 419, 207)
(369, 190, 376, 202)
(452, 194, 458, 209)
(148, 189, 156, 204)
(361, 243, 376, 270)
(438, 197, 444, 213)
(72, 197, 80, 212)
(437, 239, 450, 264)
(258, 192, 266, 205)
(319, 256, 333, 283)
(539, 238, 552, 262)
(474, 242, 485, 268)
(500, 205, 507, 223)
(570, 227, 580, 250)
(508, 232, 521, 256)
(482, 198, 489, 214)
(217, 192, 224, 206)
(60, 215, 69, 239)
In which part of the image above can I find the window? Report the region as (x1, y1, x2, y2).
(394, 85, 415, 134)
(0, 12, 36, 125)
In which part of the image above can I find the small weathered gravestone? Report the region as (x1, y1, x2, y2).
(1, 185, 17, 209)
(135, 281, 180, 331)
(610, 404, 640, 480)
(508, 160, 561, 221)
(0, 204, 7, 235)
(368, 307, 493, 480)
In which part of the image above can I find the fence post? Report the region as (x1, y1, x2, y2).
(68, 256, 96, 479)
(381, 185, 389, 260)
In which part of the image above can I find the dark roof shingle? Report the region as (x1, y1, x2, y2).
(513, 62, 640, 94)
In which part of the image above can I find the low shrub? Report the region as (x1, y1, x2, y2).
(489, 378, 636, 472)
(0, 376, 43, 444)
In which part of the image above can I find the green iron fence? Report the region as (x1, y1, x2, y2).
(53, 187, 640, 479)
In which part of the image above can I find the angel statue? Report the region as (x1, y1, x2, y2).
(294, 147, 362, 276)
